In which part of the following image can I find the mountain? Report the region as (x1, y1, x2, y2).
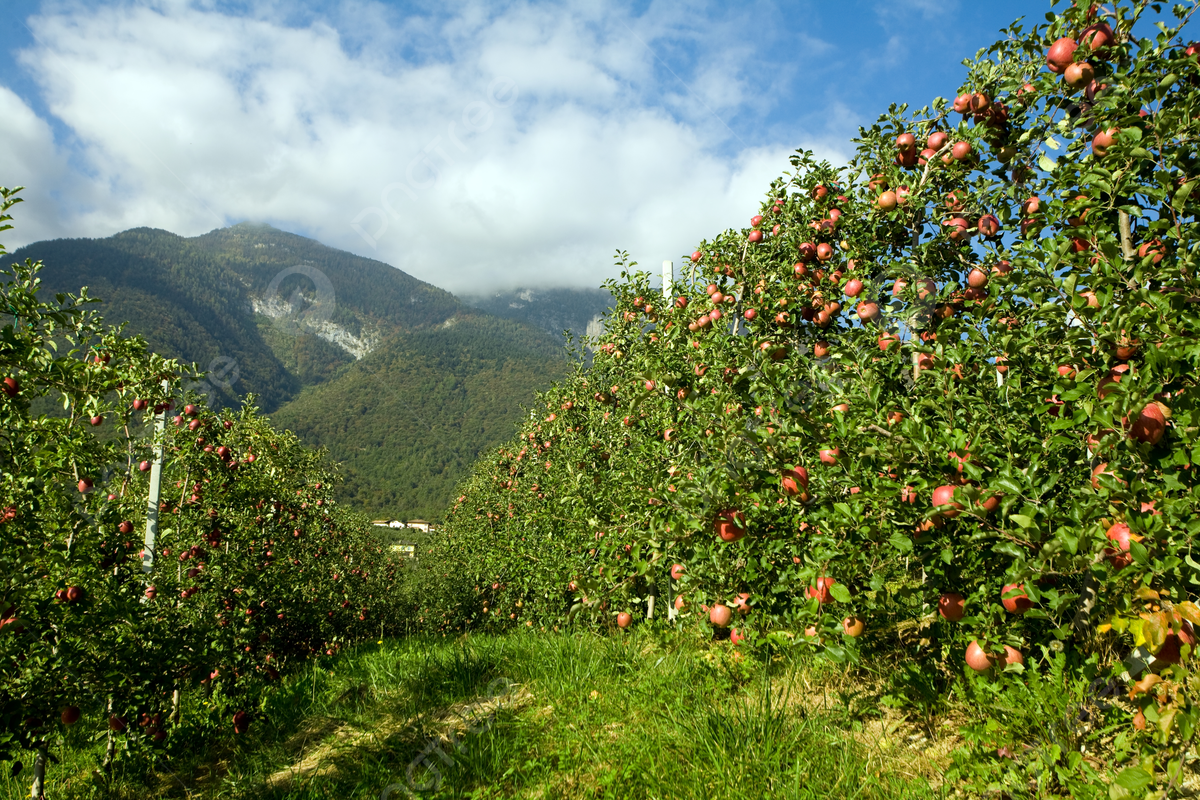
(269, 313, 570, 517)
(6, 223, 571, 518)
(463, 287, 613, 347)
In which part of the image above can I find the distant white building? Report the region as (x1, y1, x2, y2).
(371, 519, 434, 532)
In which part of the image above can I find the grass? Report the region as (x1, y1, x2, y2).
(0, 630, 950, 800)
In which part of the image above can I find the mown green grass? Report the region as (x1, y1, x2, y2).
(0, 631, 943, 800)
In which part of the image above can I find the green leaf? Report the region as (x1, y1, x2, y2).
(888, 532, 913, 554)
(829, 583, 852, 603)
(1173, 180, 1196, 213)
(1112, 766, 1152, 793)
(1009, 514, 1034, 529)
(1038, 153, 1057, 173)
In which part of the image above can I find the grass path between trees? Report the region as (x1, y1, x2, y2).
(0, 631, 955, 799)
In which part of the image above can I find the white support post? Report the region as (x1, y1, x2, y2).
(142, 380, 169, 576)
(667, 574, 677, 622)
(662, 260, 673, 301)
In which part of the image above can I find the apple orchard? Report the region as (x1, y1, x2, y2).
(0, 189, 399, 794)
(414, 0, 1200, 791)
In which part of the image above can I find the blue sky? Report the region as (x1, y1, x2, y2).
(0, 0, 1058, 293)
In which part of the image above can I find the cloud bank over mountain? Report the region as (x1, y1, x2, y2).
(0, 0, 1039, 292)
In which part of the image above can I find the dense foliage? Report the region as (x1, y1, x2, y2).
(415, 3, 1200, 794)
(0, 190, 401, 798)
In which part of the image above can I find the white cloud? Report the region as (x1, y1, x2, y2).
(4, 0, 850, 293)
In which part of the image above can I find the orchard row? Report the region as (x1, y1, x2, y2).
(412, 2, 1200, 790)
(0, 188, 400, 795)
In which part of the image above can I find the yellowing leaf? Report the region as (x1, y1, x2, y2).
(1158, 707, 1178, 737)
(1142, 612, 1168, 653)
(1176, 601, 1200, 626)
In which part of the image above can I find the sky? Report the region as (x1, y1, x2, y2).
(0, 0, 1057, 295)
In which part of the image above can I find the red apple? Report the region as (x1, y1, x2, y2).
(931, 485, 962, 518)
(617, 612, 632, 629)
(842, 616, 864, 637)
(1065, 60, 1094, 91)
(856, 302, 880, 321)
(977, 215, 1000, 238)
(1138, 239, 1164, 264)
(1078, 22, 1115, 52)
(807, 577, 836, 604)
(727, 592, 750, 616)
(927, 131, 948, 150)
(951, 141, 972, 161)
(1047, 37, 1078, 73)
(1104, 522, 1136, 569)
(3, 377, 19, 397)
(1092, 127, 1118, 157)
(1130, 403, 1166, 445)
(60, 706, 81, 726)
(781, 467, 809, 496)
(967, 269, 989, 289)
(709, 604, 732, 627)
(938, 593, 965, 622)
(1001, 583, 1033, 614)
(729, 628, 745, 646)
(944, 217, 970, 241)
(877, 192, 897, 211)
(816, 243, 834, 262)
(819, 448, 839, 465)
(714, 509, 747, 542)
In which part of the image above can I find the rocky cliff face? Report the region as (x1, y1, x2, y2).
(250, 294, 380, 359)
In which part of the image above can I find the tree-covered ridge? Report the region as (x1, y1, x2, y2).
(268, 312, 572, 520)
